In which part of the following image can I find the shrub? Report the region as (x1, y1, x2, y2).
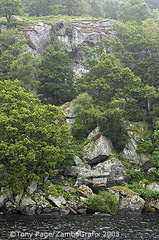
(86, 191, 118, 215)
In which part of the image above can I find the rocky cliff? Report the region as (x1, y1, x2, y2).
(24, 19, 117, 75)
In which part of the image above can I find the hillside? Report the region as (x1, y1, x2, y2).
(0, 8, 159, 215)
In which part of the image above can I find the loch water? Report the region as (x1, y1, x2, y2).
(0, 214, 159, 240)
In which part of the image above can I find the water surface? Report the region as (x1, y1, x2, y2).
(0, 214, 158, 240)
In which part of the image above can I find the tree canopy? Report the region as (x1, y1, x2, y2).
(0, 0, 23, 23)
(0, 80, 74, 194)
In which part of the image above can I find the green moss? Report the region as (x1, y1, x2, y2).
(129, 182, 159, 200)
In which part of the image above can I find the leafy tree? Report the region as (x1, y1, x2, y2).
(98, 107, 128, 152)
(102, 0, 120, 19)
(0, 28, 26, 81)
(0, 0, 23, 24)
(0, 28, 25, 54)
(117, 0, 152, 22)
(111, 21, 159, 87)
(38, 43, 75, 105)
(0, 80, 74, 194)
(9, 51, 40, 92)
(23, 0, 60, 16)
(88, 0, 105, 18)
(78, 53, 143, 108)
(72, 93, 98, 139)
(0, 42, 24, 81)
(60, 0, 90, 16)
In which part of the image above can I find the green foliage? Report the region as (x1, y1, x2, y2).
(72, 93, 98, 139)
(76, 52, 147, 148)
(89, 0, 105, 18)
(0, 28, 25, 54)
(112, 21, 159, 88)
(117, 0, 152, 22)
(102, 0, 120, 19)
(86, 191, 119, 214)
(0, 0, 23, 24)
(127, 169, 146, 183)
(9, 51, 40, 92)
(152, 120, 159, 170)
(0, 80, 74, 194)
(37, 43, 75, 105)
(0, 28, 27, 81)
(136, 140, 153, 154)
(98, 107, 128, 152)
(60, 0, 90, 16)
(129, 182, 159, 200)
(23, 0, 60, 16)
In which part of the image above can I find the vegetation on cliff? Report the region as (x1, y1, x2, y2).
(0, 0, 159, 212)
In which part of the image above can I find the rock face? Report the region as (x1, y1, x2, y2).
(119, 195, 145, 214)
(146, 183, 159, 192)
(122, 123, 151, 166)
(25, 19, 118, 75)
(26, 181, 38, 195)
(25, 22, 52, 52)
(53, 19, 117, 50)
(83, 134, 114, 165)
(65, 128, 126, 191)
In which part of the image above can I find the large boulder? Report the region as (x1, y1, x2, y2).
(77, 185, 94, 198)
(47, 195, 66, 208)
(122, 138, 150, 166)
(122, 123, 151, 166)
(66, 156, 126, 191)
(20, 196, 37, 215)
(83, 135, 114, 165)
(146, 183, 159, 192)
(91, 158, 126, 189)
(0, 188, 12, 209)
(0, 193, 8, 209)
(26, 181, 38, 195)
(119, 195, 145, 214)
(148, 199, 159, 211)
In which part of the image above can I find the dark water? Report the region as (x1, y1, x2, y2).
(0, 214, 158, 240)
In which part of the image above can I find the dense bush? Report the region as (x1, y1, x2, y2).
(86, 191, 119, 215)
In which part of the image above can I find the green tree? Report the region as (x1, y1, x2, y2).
(88, 0, 105, 18)
(0, 28, 26, 81)
(23, 0, 60, 16)
(0, 80, 74, 194)
(98, 107, 128, 152)
(38, 44, 75, 105)
(60, 0, 90, 16)
(111, 21, 159, 87)
(0, 0, 23, 24)
(0, 28, 25, 54)
(78, 53, 143, 108)
(117, 0, 152, 22)
(102, 0, 120, 19)
(72, 93, 98, 139)
(9, 51, 40, 92)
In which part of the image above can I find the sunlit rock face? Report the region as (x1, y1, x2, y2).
(25, 22, 52, 52)
(25, 19, 118, 76)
